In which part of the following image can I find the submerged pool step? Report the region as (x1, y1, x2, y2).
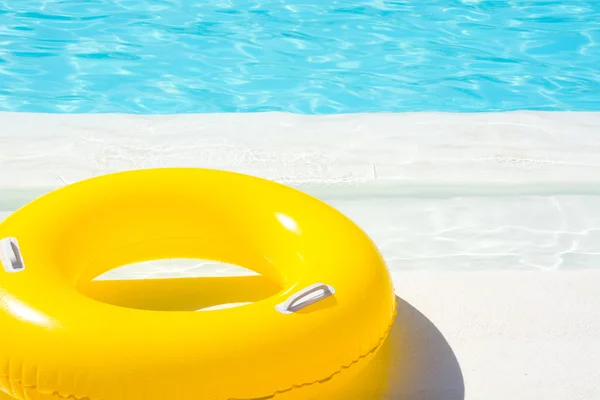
(3, 192, 600, 272)
(331, 194, 600, 271)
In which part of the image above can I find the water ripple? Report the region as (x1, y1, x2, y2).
(0, 0, 599, 113)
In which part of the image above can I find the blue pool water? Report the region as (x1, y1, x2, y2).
(0, 0, 599, 114)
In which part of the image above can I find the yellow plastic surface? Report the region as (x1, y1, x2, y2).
(0, 168, 396, 400)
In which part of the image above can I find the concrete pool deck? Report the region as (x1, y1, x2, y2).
(2, 111, 600, 399)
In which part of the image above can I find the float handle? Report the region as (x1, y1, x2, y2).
(275, 283, 335, 314)
(0, 237, 25, 273)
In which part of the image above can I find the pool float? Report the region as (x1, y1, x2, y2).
(0, 168, 396, 400)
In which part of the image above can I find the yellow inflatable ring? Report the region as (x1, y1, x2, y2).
(0, 168, 396, 400)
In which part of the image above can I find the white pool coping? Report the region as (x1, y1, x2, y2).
(1, 110, 600, 399)
(2, 110, 600, 190)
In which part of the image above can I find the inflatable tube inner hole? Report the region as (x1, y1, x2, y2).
(98, 258, 259, 279)
(77, 258, 282, 312)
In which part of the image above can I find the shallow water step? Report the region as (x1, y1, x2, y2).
(330, 193, 600, 271)
(4, 192, 600, 273)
